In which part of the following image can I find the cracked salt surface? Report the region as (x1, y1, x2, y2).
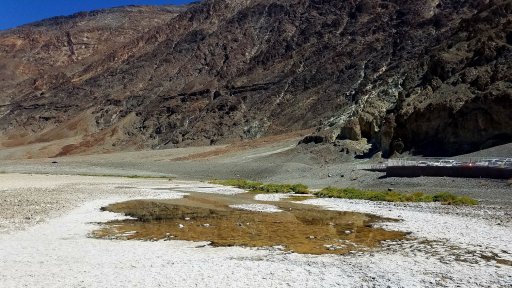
(229, 203, 283, 213)
(168, 182, 246, 195)
(254, 193, 292, 201)
(303, 199, 512, 251)
(254, 193, 314, 202)
(0, 178, 511, 287)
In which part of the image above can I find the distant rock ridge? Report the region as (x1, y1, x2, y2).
(0, 0, 510, 158)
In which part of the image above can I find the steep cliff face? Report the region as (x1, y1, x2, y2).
(0, 0, 510, 157)
(394, 2, 512, 156)
(310, 0, 512, 156)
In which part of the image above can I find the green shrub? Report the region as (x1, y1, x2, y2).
(210, 179, 263, 190)
(429, 192, 478, 205)
(290, 184, 309, 194)
(314, 187, 477, 205)
(210, 179, 310, 194)
(211, 180, 477, 206)
(432, 192, 456, 203)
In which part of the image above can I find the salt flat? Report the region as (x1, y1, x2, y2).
(0, 174, 510, 287)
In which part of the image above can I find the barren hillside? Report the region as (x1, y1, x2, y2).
(0, 0, 510, 158)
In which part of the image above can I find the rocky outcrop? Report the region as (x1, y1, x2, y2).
(0, 0, 510, 157)
(313, 0, 512, 156)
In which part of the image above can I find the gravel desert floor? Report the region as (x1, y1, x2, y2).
(0, 173, 511, 287)
(2, 138, 512, 206)
(1, 139, 511, 287)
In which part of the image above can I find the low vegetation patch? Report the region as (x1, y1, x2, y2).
(210, 179, 310, 194)
(315, 187, 478, 205)
(211, 179, 478, 205)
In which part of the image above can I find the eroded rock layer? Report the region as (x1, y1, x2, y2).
(0, 0, 510, 157)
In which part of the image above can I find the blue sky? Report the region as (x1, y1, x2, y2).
(0, 0, 193, 30)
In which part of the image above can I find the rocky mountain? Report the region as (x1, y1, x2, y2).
(0, 0, 510, 158)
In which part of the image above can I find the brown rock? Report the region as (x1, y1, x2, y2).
(0, 0, 510, 158)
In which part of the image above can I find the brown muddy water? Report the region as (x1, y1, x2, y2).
(92, 193, 408, 255)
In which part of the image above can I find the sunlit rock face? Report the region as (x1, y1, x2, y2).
(0, 0, 510, 157)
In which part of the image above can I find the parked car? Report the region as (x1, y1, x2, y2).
(439, 160, 456, 166)
(490, 160, 505, 167)
(475, 159, 509, 167)
(476, 159, 497, 166)
(417, 161, 429, 166)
